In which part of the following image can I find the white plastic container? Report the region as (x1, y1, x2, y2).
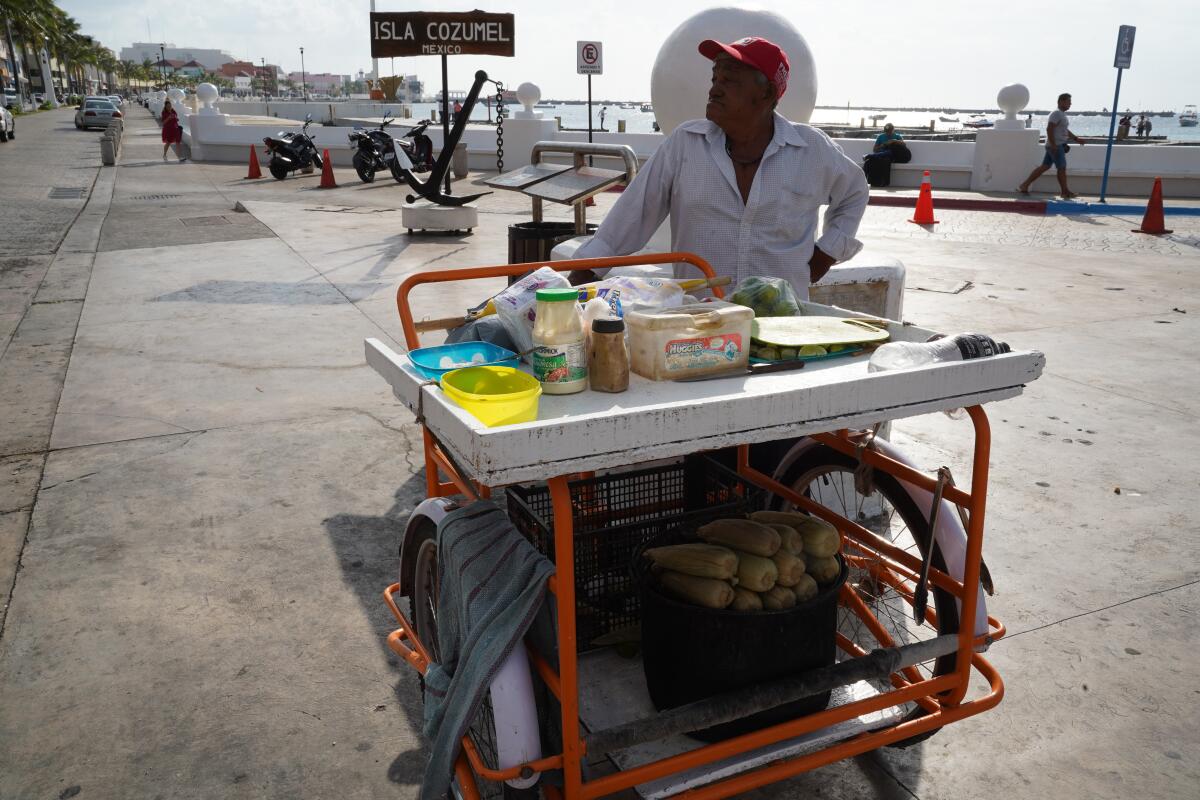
(625, 301, 754, 381)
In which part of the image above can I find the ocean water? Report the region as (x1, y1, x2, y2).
(411, 101, 1200, 141)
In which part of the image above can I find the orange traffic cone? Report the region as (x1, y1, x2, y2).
(909, 170, 939, 225)
(1132, 177, 1172, 235)
(318, 149, 337, 189)
(245, 146, 262, 179)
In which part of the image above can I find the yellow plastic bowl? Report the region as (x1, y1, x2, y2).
(440, 366, 542, 427)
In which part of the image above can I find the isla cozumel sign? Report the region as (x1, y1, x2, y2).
(370, 12, 516, 58)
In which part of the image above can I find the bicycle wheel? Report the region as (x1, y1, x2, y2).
(772, 444, 959, 747)
(407, 525, 540, 799)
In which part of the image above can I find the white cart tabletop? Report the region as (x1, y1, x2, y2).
(366, 308, 1045, 486)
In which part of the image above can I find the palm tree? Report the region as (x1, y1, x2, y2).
(3, 0, 63, 103)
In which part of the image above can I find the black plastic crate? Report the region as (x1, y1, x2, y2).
(506, 456, 760, 653)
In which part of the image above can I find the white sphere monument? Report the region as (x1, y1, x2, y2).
(195, 82, 220, 116)
(513, 82, 542, 120)
(650, 6, 818, 136)
(995, 83, 1030, 131)
(970, 82, 1040, 191)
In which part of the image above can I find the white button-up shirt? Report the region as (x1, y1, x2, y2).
(576, 113, 869, 300)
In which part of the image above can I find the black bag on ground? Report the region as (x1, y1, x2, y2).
(863, 154, 891, 187)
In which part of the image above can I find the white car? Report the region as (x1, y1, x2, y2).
(107, 95, 124, 108)
(74, 98, 121, 130)
(0, 104, 13, 142)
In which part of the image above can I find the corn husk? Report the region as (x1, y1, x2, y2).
(643, 543, 738, 581)
(658, 570, 735, 609)
(698, 518, 780, 557)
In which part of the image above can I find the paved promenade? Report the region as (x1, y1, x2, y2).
(1, 106, 1197, 799)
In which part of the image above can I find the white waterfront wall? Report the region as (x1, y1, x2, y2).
(184, 109, 1200, 198)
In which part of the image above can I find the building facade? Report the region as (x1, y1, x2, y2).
(120, 43, 234, 70)
(287, 72, 351, 96)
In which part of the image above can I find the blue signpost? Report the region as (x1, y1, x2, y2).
(1099, 25, 1135, 203)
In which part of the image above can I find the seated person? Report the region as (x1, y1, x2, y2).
(866, 123, 910, 163)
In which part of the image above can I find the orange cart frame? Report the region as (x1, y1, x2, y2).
(381, 254, 1007, 800)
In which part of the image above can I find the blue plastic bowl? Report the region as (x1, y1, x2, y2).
(407, 341, 520, 379)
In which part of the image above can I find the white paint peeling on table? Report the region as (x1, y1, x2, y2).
(365, 334, 1045, 487)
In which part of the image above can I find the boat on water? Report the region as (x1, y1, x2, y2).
(640, 103, 653, 113)
(1180, 105, 1198, 127)
(939, 115, 960, 123)
(962, 115, 994, 129)
(869, 113, 887, 122)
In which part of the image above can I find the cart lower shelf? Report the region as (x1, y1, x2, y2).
(578, 648, 905, 799)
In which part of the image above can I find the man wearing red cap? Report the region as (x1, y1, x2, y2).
(572, 36, 868, 298)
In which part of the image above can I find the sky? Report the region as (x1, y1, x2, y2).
(59, 0, 1197, 110)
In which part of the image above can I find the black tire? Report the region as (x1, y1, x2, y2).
(268, 159, 289, 180)
(772, 444, 960, 747)
(407, 524, 540, 800)
(353, 152, 375, 183)
(0, 129, 7, 142)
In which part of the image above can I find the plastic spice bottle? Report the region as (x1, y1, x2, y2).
(588, 317, 630, 393)
(532, 287, 588, 394)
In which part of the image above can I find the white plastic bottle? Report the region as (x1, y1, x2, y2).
(532, 287, 588, 394)
(868, 333, 1010, 373)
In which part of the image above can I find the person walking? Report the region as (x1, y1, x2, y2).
(161, 100, 186, 162)
(1142, 115, 1153, 139)
(1135, 115, 1146, 137)
(1018, 92, 1084, 199)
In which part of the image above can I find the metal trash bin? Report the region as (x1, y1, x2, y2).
(507, 221, 597, 265)
(452, 142, 469, 179)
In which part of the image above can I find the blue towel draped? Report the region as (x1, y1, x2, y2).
(419, 500, 555, 800)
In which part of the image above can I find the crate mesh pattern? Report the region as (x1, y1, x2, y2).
(506, 457, 758, 653)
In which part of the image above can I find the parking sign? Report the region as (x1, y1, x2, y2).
(1114, 25, 1135, 69)
(577, 41, 603, 75)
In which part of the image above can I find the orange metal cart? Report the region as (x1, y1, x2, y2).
(369, 253, 1045, 799)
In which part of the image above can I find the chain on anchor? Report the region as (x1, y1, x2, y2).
(493, 80, 506, 173)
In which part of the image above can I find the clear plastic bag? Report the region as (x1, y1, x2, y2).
(728, 276, 801, 318)
(492, 266, 572, 356)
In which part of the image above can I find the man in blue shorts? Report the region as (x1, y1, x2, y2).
(1018, 92, 1085, 198)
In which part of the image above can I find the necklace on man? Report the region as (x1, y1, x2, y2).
(725, 140, 762, 166)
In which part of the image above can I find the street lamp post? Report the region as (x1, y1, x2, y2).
(299, 47, 306, 103)
(261, 57, 266, 97)
(159, 44, 166, 88)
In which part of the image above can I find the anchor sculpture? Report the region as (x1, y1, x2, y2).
(396, 70, 495, 207)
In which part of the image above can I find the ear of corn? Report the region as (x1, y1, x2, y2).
(750, 510, 812, 528)
(657, 570, 735, 609)
(697, 518, 780, 557)
(799, 521, 840, 558)
(732, 550, 778, 592)
(771, 550, 806, 587)
(760, 585, 797, 610)
(730, 586, 763, 611)
(751, 511, 841, 557)
(643, 543, 738, 581)
(806, 555, 841, 584)
(766, 523, 804, 555)
(791, 573, 819, 603)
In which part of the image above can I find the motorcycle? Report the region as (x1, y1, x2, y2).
(348, 110, 431, 184)
(262, 114, 322, 180)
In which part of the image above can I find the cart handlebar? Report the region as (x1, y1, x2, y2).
(394, 252, 721, 350)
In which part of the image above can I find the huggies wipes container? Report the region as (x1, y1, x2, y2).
(626, 301, 753, 381)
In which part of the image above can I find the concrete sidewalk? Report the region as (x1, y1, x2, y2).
(1, 104, 1198, 799)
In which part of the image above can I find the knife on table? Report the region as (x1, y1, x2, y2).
(674, 359, 806, 383)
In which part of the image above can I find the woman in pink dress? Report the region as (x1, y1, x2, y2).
(161, 100, 186, 161)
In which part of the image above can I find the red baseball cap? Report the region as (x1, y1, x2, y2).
(699, 36, 790, 99)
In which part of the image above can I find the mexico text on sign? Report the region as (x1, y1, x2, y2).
(370, 12, 515, 58)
